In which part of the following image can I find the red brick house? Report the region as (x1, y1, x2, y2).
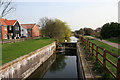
(0, 18, 8, 39)
(0, 18, 21, 39)
(21, 24, 39, 37)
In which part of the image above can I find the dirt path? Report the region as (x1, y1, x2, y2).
(87, 36, 120, 49)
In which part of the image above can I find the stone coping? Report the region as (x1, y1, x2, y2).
(0, 41, 56, 70)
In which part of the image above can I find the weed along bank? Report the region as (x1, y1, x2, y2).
(0, 41, 56, 79)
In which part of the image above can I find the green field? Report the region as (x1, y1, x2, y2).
(2, 38, 55, 65)
(82, 36, 119, 78)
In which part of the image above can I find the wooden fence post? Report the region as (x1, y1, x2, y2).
(117, 56, 120, 80)
(91, 43, 94, 56)
(85, 39, 87, 47)
(96, 46, 98, 62)
(103, 49, 106, 69)
(89, 42, 90, 52)
(87, 40, 88, 47)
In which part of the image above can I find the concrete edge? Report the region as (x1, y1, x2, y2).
(77, 42, 94, 79)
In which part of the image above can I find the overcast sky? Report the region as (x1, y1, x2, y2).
(4, 0, 119, 31)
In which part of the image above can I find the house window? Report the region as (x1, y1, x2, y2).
(15, 26, 19, 30)
(18, 34, 19, 37)
(16, 34, 19, 37)
(4, 27, 7, 31)
(9, 26, 12, 30)
(4, 34, 7, 39)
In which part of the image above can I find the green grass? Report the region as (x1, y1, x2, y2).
(83, 36, 119, 55)
(82, 36, 120, 78)
(89, 39, 119, 55)
(2, 38, 55, 65)
(91, 35, 120, 44)
(104, 38, 120, 44)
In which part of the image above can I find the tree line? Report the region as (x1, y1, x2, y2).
(75, 28, 96, 36)
(74, 22, 119, 39)
(100, 22, 119, 38)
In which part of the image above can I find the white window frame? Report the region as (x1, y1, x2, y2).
(4, 27, 7, 31)
(4, 34, 7, 39)
(15, 26, 19, 30)
(18, 34, 19, 37)
(9, 26, 12, 30)
(17, 27, 19, 30)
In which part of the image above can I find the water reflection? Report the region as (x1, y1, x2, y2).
(43, 54, 78, 78)
(49, 54, 67, 72)
(26, 53, 56, 79)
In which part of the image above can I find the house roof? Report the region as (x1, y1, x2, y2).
(21, 24, 36, 29)
(0, 18, 17, 26)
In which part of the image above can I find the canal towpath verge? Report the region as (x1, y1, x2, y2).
(86, 36, 120, 49)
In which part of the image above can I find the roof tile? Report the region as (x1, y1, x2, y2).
(0, 18, 17, 26)
(21, 24, 36, 29)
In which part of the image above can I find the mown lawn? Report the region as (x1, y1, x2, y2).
(2, 38, 55, 65)
(82, 36, 119, 78)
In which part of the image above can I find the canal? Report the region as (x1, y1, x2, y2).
(27, 36, 84, 79)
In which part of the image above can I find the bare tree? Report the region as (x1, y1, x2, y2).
(0, 0, 15, 41)
(0, 0, 15, 17)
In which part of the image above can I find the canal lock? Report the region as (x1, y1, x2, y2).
(27, 42, 85, 80)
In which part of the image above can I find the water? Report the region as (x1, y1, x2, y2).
(70, 36, 78, 42)
(43, 54, 78, 78)
(27, 36, 79, 79)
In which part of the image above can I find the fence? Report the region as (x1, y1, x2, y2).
(80, 36, 120, 80)
(1, 37, 40, 44)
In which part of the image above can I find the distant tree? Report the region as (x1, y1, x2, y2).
(95, 27, 101, 37)
(74, 28, 84, 35)
(38, 17, 71, 42)
(75, 30, 80, 34)
(100, 22, 119, 38)
(84, 28, 96, 36)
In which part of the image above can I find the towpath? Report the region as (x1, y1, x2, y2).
(86, 36, 120, 49)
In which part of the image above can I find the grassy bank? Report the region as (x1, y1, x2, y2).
(91, 35, 120, 44)
(2, 38, 55, 65)
(104, 38, 120, 44)
(83, 36, 119, 55)
(82, 36, 119, 78)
